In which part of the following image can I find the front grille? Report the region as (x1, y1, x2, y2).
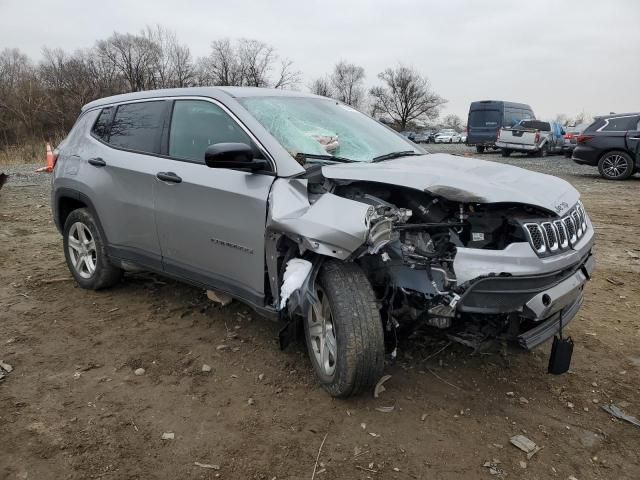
(523, 202, 589, 256)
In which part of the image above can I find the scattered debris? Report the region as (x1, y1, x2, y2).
(506, 391, 515, 397)
(482, 459, 503, 476)
(216, 344, 228, 351)
(375, 405, 395, 413)
(374, 375, 392, 398)
(606, 277, 624, 286)
(601, 403, 640, 428)
(420, 413, 427, 422)
(201, 364, 212, 373)
(194, 462, 220, 470)
(40, 277, 73, 284)
(311, 432, 328, 480)
(161, 432, 175, 440)
(206, 289, 233, 307)
(134, 368, 145, 376)
(510, 435, 542, 459)
(0, 361, 13, 373)
(368, 432, 379, 437)
(626, 250, 639, 259)
(519, 461, 527, 469)
(567, 402, 575, 409)
(247, 397, 254, 406)
(360, 423, 366, 430)
(258, 373, 265, 381)
(519, 397, 529, 405)
(107, 307, 119, 313)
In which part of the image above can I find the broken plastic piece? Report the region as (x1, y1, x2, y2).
(279, 258, 313, 310)
(206, 289, 233, 307)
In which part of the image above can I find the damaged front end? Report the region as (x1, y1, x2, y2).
(266, 166, 594, 354)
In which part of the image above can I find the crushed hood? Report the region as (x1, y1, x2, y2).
(322, 153, 579, 216)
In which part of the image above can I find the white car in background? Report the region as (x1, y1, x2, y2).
(434, 129, 463, 143)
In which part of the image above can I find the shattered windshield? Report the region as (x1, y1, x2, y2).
(238, 96, 423, 163)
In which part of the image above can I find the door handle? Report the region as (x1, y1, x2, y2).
(156, 172, 182, 183)
(88, 157, 106, 167)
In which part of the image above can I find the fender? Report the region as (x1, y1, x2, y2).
(53, 187, 109, 245)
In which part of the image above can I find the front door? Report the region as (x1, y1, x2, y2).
(153, 99, 275, 306)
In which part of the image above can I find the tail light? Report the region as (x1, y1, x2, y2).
(534, 132, 540, 143)
(576, 134, 593, 144)
(563, 133, 573, 140)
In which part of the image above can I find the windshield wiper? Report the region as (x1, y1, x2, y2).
(296, 152, 355, 164)
(371, 151, 422, 163)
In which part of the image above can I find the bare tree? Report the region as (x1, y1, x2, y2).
(96, 32, 160, 91)
(197, 38, 298, 88)
(308, 76, 333, 97)
(143, 25, 195, 88)
(330, 61, 365, 108)
(370, 65, 446, 130)
(443, 114, 463, 132)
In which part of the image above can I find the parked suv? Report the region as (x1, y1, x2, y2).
(52, 87, 594, 397)
(572, 113, 640, 180)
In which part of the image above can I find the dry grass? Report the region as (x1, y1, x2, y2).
(0, 138, 63, 167)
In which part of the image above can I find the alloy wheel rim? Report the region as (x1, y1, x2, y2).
(602, 155, 628, 177)
(68, 222, 97, 279)
(308, 287, 337, 377)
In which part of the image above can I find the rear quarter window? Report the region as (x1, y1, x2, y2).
(108, 101, 167, 154)
(600, 116, 639, 132)
(91, 107, 114, 141)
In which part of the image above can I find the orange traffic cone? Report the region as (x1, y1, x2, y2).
(35, 142, 54, 173)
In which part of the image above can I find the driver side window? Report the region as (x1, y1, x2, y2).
(168, 100, 256, 163)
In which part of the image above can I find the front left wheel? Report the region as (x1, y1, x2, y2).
(304, 260, 384, 397)
(63, 208, 122, 290)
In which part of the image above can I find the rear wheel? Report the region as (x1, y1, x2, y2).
(304, 260, 384, 397)
(476, 145, 485, 154)
(598, 150, 634, 180)
(501, 149, 512, 157)
(538, 145, 548, 157)
(63, 208, 122, 290)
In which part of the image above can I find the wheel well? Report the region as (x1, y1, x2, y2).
(597, 148, 633, 163)
(58, 196, 87, 229)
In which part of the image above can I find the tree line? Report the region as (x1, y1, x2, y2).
(0, 25, 447, 148)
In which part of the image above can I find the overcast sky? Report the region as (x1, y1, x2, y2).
(1, 0, 638, 121)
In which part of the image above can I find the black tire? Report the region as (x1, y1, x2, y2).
(304, 260, 384, 398)
(476, 145, 485, 154)
(63, 208, 122, 290)
(449, 138, 453, 143)
(597, 150, 635, 180)
(501, 149, 511, 157)
(538, 145, 548, 158)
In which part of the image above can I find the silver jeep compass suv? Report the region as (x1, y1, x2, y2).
(52, 87, 594, 397)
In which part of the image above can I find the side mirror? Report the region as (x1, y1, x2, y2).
(204, 143, 268, 172)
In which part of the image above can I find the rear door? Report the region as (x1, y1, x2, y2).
(85, 100, 169, 270)
(153, 98, 275, 306)
(468, 108, 501, 145)
(625, 116, 640, 161)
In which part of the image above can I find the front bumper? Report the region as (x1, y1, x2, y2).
(454, 251, 594, 349)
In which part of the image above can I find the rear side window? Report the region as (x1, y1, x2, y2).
(92, 107, 113, 141)
(469, 110, 501, 127)
(169, 100, 254, 163)
(600, 116, 639, 132)
(109, 101, 166, 154)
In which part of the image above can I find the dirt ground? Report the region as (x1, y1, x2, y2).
(1, 148, 639, 479)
